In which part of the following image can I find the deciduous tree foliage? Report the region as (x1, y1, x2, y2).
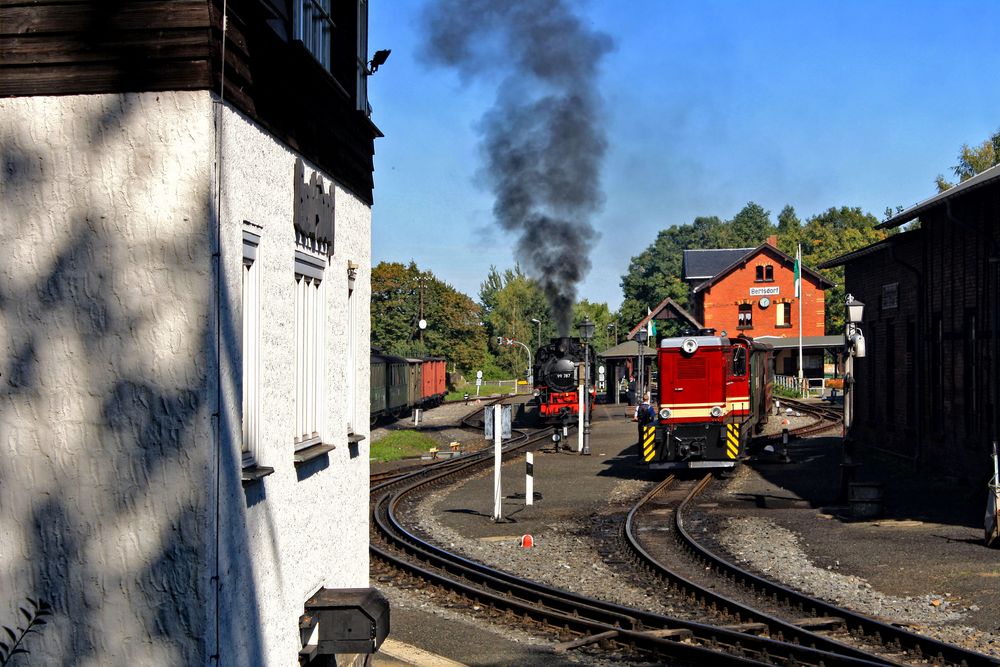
(572, 299, 618, 353)
(371, 261, 485, 375)
(617, 202, 891, 336)
(799, 207, 891, 332)
(619, 203, 774, 329)
(935, 128, 1000, 192)
(479, 266, 550, 378)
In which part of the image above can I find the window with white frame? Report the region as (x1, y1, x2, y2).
(294, 0, 335, 71)
(295, 235, 328, 450)
(738, 303, 753, 329)
(356, 0, 369, 112)
(346, 262, 359, 432)
(242, 230, 262, 465)
(776, 301, 792, 328)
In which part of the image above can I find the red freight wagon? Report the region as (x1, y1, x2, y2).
(420, 358, 447, 407)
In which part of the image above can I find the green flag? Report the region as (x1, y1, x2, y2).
(794, 244, 801, 298)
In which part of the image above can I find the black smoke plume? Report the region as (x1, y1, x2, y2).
(420, 0, 613, 335)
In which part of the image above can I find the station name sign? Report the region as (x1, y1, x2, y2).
(749, 286, 780, 296)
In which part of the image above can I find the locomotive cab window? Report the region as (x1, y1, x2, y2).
(731, 346, 747, 377)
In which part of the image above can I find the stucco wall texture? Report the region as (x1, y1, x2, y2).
(0, 91, 372, 665)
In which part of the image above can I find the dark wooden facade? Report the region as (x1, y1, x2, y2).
(827, 168, 1000, 481)
(0, 0, 380, 204)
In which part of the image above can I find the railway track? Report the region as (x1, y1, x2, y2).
(370, 434, 894, 665)
(624, 469, 999, 666)
(370, 397, 996, 665)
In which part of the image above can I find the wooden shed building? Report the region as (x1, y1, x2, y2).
(820, 164, 1000, 482)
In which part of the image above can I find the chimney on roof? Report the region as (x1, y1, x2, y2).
(766, 235, 777, 247)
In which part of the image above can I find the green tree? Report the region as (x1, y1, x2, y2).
(572, 299, 617, 353)
(935, 128, 1000, 192)
(800, 207, 892, 333)
(776, 205, 801, 255)
(725, 201, 775, 247)
(371, 261, 485, 375)
(479, 266, 550, 378)
(618, 207, 774, 332)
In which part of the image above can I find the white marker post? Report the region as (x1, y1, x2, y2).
(493, 403, 502, 521)
(578, 384, 585, 452)
(525, 452, 534, 506)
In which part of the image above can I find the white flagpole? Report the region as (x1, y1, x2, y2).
(797, 243, 804, 396)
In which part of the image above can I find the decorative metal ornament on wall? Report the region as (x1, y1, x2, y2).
(293, 158, 335, 253)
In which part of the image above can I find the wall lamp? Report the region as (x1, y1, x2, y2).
(367, 49, 391, 75)
(347, 261, 358, 290)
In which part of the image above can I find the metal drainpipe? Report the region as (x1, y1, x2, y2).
(886, 243, 924, 463)
(943, 199, 1000, 469)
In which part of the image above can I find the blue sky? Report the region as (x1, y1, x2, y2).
(368, 0, 1000, 311)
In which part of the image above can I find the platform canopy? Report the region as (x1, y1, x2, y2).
(599, 341, 657, 359)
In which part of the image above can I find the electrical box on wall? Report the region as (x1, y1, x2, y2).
(302, 587, 390, 657)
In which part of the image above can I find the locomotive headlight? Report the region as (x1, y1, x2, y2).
(710, 406, 723, 418)
(681, 338, 699, 354)
(659, 407, 671, 419)
(533, 389, 540, 397)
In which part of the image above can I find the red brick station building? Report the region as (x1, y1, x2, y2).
(605, 237, 838, 401)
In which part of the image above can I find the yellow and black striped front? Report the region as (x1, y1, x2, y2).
(642, 425, 656, 462)
(725, 423, 741, 459)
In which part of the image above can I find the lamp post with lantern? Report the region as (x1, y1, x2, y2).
(840, 294, 866, 502)
(635, 328, 648, 406)
(531, 317, 542, 349)
(579, 317, 595, 455)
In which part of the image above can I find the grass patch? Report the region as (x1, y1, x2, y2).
(370, 430, 440, 462)
(773, 385, 803, 399)
(446, 383, 518, 401)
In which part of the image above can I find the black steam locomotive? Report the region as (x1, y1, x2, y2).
(532, 337, 596, 422)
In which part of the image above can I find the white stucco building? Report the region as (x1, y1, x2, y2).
(0, 2, 382, 664)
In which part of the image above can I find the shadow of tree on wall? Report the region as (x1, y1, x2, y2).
(1, 93, 271, 664)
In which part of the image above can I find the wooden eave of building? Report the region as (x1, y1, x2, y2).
(0, 0, 380, 204)
(816, 227, 922, 271)
(878, 163, 1000, 229)
(691, 242, 835, 294)
(625, 297, 703, 339)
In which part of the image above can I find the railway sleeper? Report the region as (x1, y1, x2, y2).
(719, 622, 769, 636)
(790, 616, 845, 632)
(552, 630, 619, 654)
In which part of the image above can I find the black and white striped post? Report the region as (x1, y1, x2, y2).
(525, 452, 534, 506)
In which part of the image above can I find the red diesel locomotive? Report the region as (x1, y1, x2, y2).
(643, 332, 773, 470)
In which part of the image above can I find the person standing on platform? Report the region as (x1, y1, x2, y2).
(626, 375, 636, 406)
(634, 392, 654, 444)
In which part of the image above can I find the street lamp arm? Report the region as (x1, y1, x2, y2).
(510, 340, 533, 382)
